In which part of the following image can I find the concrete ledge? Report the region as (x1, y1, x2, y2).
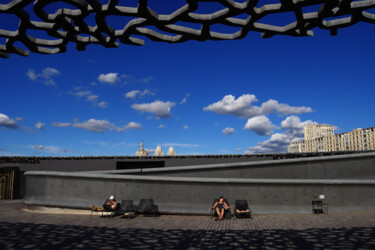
(24, 205, 92, 215)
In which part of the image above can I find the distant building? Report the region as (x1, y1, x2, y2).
(135, 142, 148, 156)
(304, 124, 335, 141)
(288, 126, 375, 153)
(154, 145, 163, 156)
(167, 147, 176, 156)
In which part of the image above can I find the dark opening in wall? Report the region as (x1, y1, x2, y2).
(116, 161, 165, 170)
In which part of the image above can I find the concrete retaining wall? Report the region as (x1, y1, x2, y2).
(23, 172, 375, 215)
(22, 153, 375, 214)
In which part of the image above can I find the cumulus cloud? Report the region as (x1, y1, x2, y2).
(35, 122, 45, 130)
(32, 145, 69, 154)
(236, 148, 242, 152)
(98, 73, 120, 84)
(222, 127, 235, 135)
(246, 133, 293, 154)
(246, 116, 316, 154)
(125, 89, 155, 99)
(116, 122, 142, 132)
(158, 124, 165, 129)
(27, 67, 60, 87)
(132, 100, 176, 118)
(204, 94, 312, 119)
(183, 125, 189, 130)
(281, 115, 314, 134)
(244, 115, 276, 136)
(73, 119, 115, 132)
(0, 113, 18, 129)
(125, 90, 140, 99)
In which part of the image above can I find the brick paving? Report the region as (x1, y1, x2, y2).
(1, 200, 375, 249)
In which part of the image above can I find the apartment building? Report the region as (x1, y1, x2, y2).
(288, 126, 375, 153)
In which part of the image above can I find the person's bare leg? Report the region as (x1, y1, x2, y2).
(219, 208, 224, 220)
(215, 208, 221, 220)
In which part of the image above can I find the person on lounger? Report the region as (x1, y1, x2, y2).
(236, 204, 250, 214)
(91, 195, 117, 211)
(210, 196, 232, 221)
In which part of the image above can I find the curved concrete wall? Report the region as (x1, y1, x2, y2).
(23, 173, 375, 215)
(101, 152, 375, 180)
(22, 153, 375, 214)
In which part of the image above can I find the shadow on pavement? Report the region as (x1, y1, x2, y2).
(0, 222, 374, 249)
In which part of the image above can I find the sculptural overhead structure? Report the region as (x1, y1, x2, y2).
(1, 0, 375, 58)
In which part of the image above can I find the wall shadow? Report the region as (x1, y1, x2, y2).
(0, 222, 374, 249)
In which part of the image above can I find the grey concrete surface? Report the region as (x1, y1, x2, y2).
(23, 153, 375, 215)
(2, 200, 375, 249)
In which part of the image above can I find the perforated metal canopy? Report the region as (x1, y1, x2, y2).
(1, 0, 374, 58)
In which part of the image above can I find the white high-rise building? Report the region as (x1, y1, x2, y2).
(304, 124, 335, 141)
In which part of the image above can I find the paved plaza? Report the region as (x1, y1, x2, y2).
(0, 200, 375, 249)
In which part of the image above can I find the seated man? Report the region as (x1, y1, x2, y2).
(92, 195, 117, 211)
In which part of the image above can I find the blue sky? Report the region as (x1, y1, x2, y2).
(1, 2, 375, 156)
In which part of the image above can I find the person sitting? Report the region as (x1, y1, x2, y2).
(92, 195, 117, 211)
(236, 205, 250, 214)
(210, 196, 232, 221)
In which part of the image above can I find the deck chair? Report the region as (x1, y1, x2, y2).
(115, 200, 137, 218)
(312, 195, 328, 215)
(210, 199, 233, 220)
(234, 200, 252, 218)
(136, 199, 159, 216)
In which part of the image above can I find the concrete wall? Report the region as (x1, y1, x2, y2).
(105, 153, 375, 180)
(23, 171, 375, 215)
(22, 153, 375, 214)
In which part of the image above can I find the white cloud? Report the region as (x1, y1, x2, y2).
(222, 127, 235, 135)
(183, 125, 189, 130)
(246, 116, 317, 154)
(204, 94, 312, 118)
(125, 89, 155, 99)
(96, 101, 108, 108)
(0, 113, 18, 129)
(158, 124, 165, 129)
(52, 122, 71, 127)
(236, 148, 242, 152)
(27, 67, 60, 87)
(261, 99, 313, 115)
(98, 73, 119, 84)
(35, 122, 45, 130)
(70, 89, 107, 108)
(125, 90, 140, 99)
(124, 122, 141, 131)
(73, 119, 115, 132)
(244, 115, 276, 136)
(180, 93, 190, 104)
(86, 95, 99, 102)
(71, 90, 92, 98)
(281, 115, 314, 135)
(246, 133, 292, 154)
(132, 100, 176, 118)
(32, 145, 69, 154)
